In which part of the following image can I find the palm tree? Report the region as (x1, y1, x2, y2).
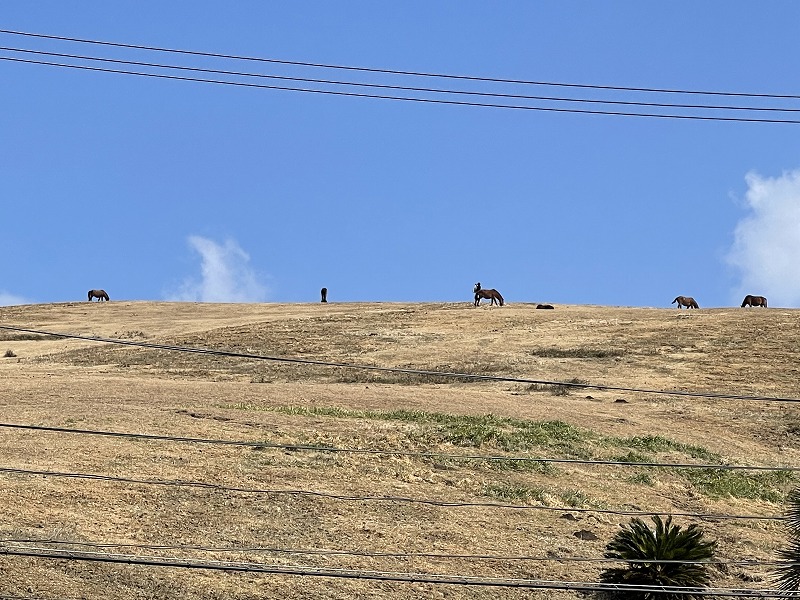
(600, 515, 716, 599)
(774, 488, 800, 593)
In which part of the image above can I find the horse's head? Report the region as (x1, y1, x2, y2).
(473, 283, 481, 293)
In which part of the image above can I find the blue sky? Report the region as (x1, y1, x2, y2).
(2, 2, 800, 307)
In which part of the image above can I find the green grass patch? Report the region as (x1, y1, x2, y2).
(680, 468, 795, 502)
(423, 417, 588, 452)
(558, 488, 602, 508)
(0, 332, 52, 341)
(330, 360, 516, 385)
(610, 450, 655, 464)
(480, 458, 559, 474)
(627, 472, 656, 486)
(482, 484, 601, 508)
(226, 404, 594, 456)
(224, 404, 767, 493)
(609, 435, 721, 462)
(530, 347, 625, 359)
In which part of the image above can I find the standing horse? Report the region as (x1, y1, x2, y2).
(672, 296, 699, 309)
(320, 287, 328, 303)
(741, 294, 767, 308)
(473, 282, 504, 307)
(88, 289, 109, 302)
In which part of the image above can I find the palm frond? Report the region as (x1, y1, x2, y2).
(600, 515, 716, 600)
(773, 488, 800, 592)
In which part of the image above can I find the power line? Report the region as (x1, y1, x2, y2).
(2, 46, 798, 115)
(2, 422, 796, 473)
(4, 55, 799, 124)
(0, 465, 779, 521)
(2, 28, 800, 101)
(2, 324, 799, 404)
(2, 537, 790, 567)
(0, 545, 792, 596)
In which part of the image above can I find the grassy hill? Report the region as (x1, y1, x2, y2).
(0, 300, 798, 598)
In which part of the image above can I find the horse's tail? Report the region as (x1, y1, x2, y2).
(763, 297, 768, 308)
(672, 297, 679, 304)
(497, 291, 505, 306)
(87, 290, 92, 301)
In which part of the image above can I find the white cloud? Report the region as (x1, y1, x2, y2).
(727, 169, 800, 307)
(167, 236, 269, 303)
(0, 291, 28, 306)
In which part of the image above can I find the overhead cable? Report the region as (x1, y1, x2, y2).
(1, 537, 790, 567)
(1, 46, 798, 115)
(2, 28, 799, 101)
(1, 422, 796, 473)
(0, 545, 793, 596)
(0, 465, 779, 521)
(3, 56, 799, 124)
(1, 324, 798, 404)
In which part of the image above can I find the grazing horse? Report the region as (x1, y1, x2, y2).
(320, 287, 328, 303)
(88, 289, 109, 302)
(473, 282, 504, 307)
(741, 294, 767, 308)
(672, 296, 699, 309)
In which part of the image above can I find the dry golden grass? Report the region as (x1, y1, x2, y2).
(0, 300, 799, 598)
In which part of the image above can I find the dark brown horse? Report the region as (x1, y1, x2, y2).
(672, 296, 699, 309)
(536, 304, 555, 310)
(473, 282, 504, 307)
(320, 287, 328, 303)
(88, 289, 109, 302)
(741, 294, 767, 308)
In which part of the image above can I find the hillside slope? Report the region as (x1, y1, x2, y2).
(0, 301, 798, 598)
